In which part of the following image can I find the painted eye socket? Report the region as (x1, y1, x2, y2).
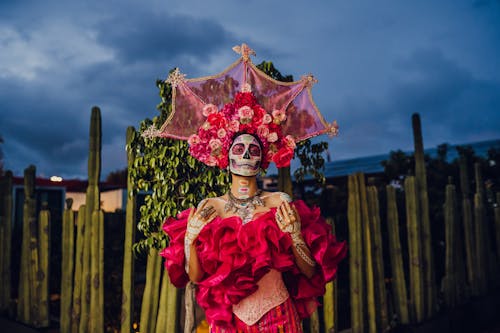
(231, 143, 245, 155)
(249, 144, 261, 156)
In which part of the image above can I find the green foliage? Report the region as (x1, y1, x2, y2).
(129, 71, 229, 256)
(293, 139, 328, 188)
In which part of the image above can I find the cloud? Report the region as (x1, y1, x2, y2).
(329, 47, 500, 160)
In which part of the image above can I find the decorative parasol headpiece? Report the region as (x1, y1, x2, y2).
(144, 43, 338, 169)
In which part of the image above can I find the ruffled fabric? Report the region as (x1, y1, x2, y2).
(160, 200, 347, 329)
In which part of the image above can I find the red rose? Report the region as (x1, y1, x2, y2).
(273, 147, 294, 167)
(234, 92, 256, 108)
(207, 113, 226, 128)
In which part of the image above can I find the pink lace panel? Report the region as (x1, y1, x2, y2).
(232, 269, 290, 325)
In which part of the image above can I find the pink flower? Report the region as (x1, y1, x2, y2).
(205, 155, 218, 166)
(202, 122, 211, 130)
(267, 132, 278, 143)
(202, 104, 218, 117)
(272, 109, 286, 123)
(188, 134, 201, 146)
(284, 135, 296, 149)
(238, 106, 254, 124)
(217, 128, 227, 139)
(256, 125, 269, 138)
(228, 120, 240, 132)
(209, 139, 222, 155)
(262, 113, 272, 124)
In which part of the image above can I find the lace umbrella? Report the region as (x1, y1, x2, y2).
(143, 44, 338, 143)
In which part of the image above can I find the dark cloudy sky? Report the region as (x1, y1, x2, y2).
(1, 0, 499, 179)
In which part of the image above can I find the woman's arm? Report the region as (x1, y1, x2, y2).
(276, 200, 316, 278)
(188, 242, 204, 282)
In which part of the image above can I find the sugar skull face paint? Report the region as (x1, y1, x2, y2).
(229, 134, 262, 176)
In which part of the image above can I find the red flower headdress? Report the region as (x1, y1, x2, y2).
(142, 43, 340, 170)
(188, 86, 296, 169)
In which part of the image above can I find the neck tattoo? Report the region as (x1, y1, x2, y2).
(237, 180, 250, 198)
(225, 190, 264, 224)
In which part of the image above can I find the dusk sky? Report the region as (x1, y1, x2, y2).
(1, 0, 499, 179)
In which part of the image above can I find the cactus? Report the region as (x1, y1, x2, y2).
(38, 201, 50, 327)
(80, 106, 102, 333)
(386, 185, 409, 325)
(71, 205, 86, 332)
(347, 174, 364, 333)
(61, 199, 75, 333)
(404, 176, 424, 323)
(121, 127, 137, 333)
(367, 186, 388, 331)
(156, 270, 180, 333)
(473, 163, 488, 294)
(411, 113, 436, 318)
(278, 166, 293, 197)
(442, 183, 458, 307)
(0, 171, 13, 312)
(495, 193, 500, 264)
(17, 165, 39, 324)
(90, 209, 104, 332)
(155, 271, 169, 333)
(458, 156, 476, 295)
(323, 217, 339, 332)
(357, 174, 376, 333)
(140, 247, 162, 333)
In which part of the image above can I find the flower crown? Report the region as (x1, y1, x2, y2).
(188, 88, 296, 170)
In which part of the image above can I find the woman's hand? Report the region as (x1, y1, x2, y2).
(275, 200, 301, 235)
(185, 200, 218, 282)
(186, 200, 217, 243)
(275, 200, 316, 275)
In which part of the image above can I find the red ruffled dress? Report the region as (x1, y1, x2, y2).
(160, 200, 347, 331)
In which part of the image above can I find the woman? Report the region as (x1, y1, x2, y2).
(161, 89, 347, 332)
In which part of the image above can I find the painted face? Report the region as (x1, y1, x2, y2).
(229, 134, 262, 176)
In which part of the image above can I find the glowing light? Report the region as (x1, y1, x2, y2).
(50, 176, 63, 182)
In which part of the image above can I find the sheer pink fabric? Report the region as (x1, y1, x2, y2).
(158, 46, 338, 142)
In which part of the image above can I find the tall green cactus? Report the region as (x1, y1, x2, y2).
(140, 247, 162, 333)
(155, 271, 170, 333)
(278, 166, 293, 197)
(38, 201, 50, 327)
(495, 193, 500, 264)
(411, 113, 436, 318)
(367, 186, 388, 331)
(90, 209, 104, 332)
(121, 127, 137, 333)
(473, 163, 488, 294)
(347, 174, 366, 333)
(323, 217, 339, 332)
(442, 183, 458, 307)
(18, 165, 38, 325)
(405, 176, 424, 323)
(71, 204, 86, 332)
(0, 171, 13, 312)
(386, 185, 409, 325)
(156, 269, 180, 333)
(80, 106, 102, 333)
(61, 199, 75, 333)
(347, 174, 364, 333)
(358, 174, 376, 333)
(458, 155, 476, 295)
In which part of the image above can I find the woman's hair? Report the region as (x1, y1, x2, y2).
(231, 132, 264, 150)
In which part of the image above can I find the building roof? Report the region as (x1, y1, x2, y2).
(324, 138, 500, 178)
(12, 177, 124, 192)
